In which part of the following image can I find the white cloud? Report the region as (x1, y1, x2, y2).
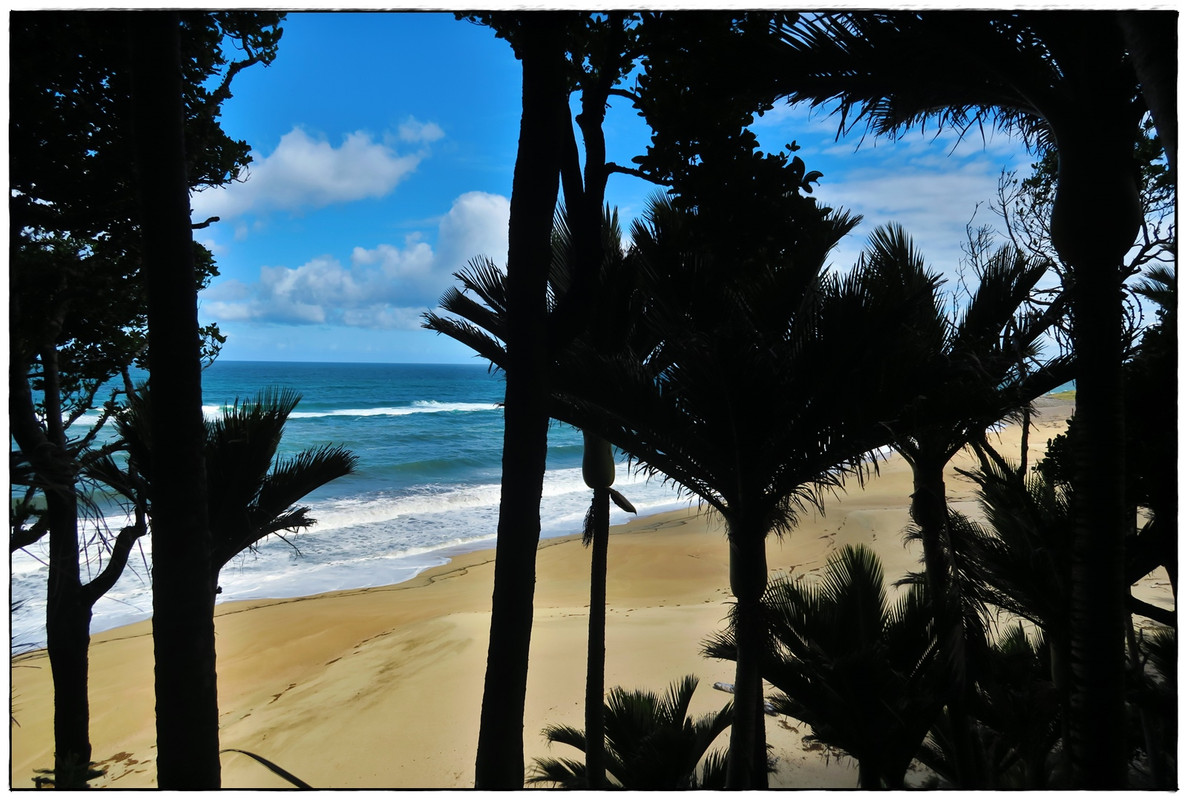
(817, 153, 1023, 284)
(201, 191, 510, 331)
(398, 117, 446, 144)
(190, 125, 433, 222)
(435, 191, 511, 270)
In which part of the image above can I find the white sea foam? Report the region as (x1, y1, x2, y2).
(288, 401, 499, 419)
(9, 458, 688, 654)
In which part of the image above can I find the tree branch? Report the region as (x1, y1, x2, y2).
(11, 516, 49, 552)
(606, 87, 640, 105)
(1127, 594, 1174, 628)
(606, 162, 667, 185)
(80, 518, 147, 607)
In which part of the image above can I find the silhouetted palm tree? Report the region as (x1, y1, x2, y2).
(430, 194, 940, 786)
(707, 545, 942, 789)
(528, 675, 732, 789)
(860, 224, 1068, 784)
(772, 13, 1152, 783)
(578, 430, 636, 788)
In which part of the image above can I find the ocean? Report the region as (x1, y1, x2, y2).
(10, 361, 691, 654)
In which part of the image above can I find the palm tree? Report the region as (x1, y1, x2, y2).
(579, 429, 636, 788)
(860, 224, 1069, 784)
(528, 675, 732, 789)
(771, 13, 1152, 784)
(118, 385, 358, 590)
(431, 205, 636, 787)
(430, 194, 940, 787)
(707, 545, 942, 788)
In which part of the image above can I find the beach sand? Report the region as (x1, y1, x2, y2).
(9, 396, 1173, 788)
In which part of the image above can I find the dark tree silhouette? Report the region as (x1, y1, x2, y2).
(463, 13, 569, 789)
(858, 224, 1070, 785)
(116, 386, 358, 587)
(451, 13, 805, 787)
(128, 11, 220, 787)
(430, 192, 941, 787)
(9, 11, 280, 786)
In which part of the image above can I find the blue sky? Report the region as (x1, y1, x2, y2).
(194, 11, 1037, 364)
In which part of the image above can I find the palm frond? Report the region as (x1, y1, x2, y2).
(531, 676, 731, 790)
(255, 444, 357, 520)
(776, 12, 1061, 152)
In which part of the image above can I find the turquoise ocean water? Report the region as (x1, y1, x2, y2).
(11, 361, 688, 652)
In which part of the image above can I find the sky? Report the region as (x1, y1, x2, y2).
(193, 11, 1039, 365)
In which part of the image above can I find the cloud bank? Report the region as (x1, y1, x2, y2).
(201, 191, 510, 331)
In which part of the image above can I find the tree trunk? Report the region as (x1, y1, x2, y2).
(1050, 114, 1141, 789)
(11, 346, 95, 787)
(584, 487, 610, 788)
(41, 349, 93, 788)
(909, 456, 978, 786)
(1116, 12, 1177, 181)
(128, 12, 220, 788)
(725, 526, 768, 789)
(472, 14, 566, 789)
(1063, 247, 1129, 789)
(857, 758, 881, 790)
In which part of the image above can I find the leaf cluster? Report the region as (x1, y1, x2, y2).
(10, 11, 284, 421)
(529, 675, 732, 789)
(705, 545, 942, 788)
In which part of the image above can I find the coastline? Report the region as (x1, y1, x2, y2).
(10, 396, 1173, 788)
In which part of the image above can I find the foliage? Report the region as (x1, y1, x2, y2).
(706, 545, 942, 789)
(773, 11, 1155, 787)
(946, 463, 1072, 640)
(528, 675, 732, 789)
(10, 10, 285, 546)
(116, 385, 358, 578)
(994, 117, 1174, 289)
(9, 15, 283, 785)
(918, 623, 1064, 788)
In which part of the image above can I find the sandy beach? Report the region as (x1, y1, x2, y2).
(8, 396, 1173, 788)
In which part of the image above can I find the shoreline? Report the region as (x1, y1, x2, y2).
(13, 395, 1171, 788)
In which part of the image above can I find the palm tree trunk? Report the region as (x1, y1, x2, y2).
(584, 487, 610, 788)
(910, 457, 978, 786)
(473, 14, 566, 789)
(128, 12, 220, 788)
(725, 526, 768, 789)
